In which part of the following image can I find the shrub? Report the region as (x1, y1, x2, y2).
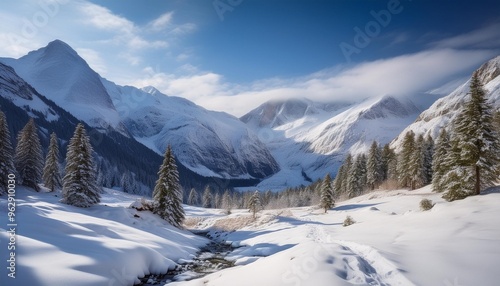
(343, 215, 356, 227)
(419, 198, 435, 211)
(130, 198, 155, 212)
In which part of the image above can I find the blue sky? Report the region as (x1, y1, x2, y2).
(1, 0, 500, 115)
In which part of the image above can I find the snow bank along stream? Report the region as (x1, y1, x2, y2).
(135, 231, 238, 285)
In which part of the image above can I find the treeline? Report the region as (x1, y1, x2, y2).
(184, 183, 323, 212)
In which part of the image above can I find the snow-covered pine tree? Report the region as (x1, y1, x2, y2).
(0, 111, 15, 195)
(408, 134, 426, 190)
(120, 171, 132, 193)
(441, 135, 470, 201)
(61, 123, 101, 207)
(202, 186, 213, 208)
(444, 71, 500, 198)
(333, 153, 353, 196)
(188, 188, 198, 206)
(152, 145, 185, 227)
(381, 143, 397, 181)
(359, 154, 367, 188)
(397, 131, 415, 188)
(366, 141, 383, 190)
(423, 134, 434, 185)
(42, 132, 61, 192)
(15, 118, 43, 192)
(222, 190, 232, 214)
(248, 190, 262, 219)
(432, 129, 450, 193)
(333, 164, 346, 197)
(347, 155, 366, 198)
(214, 192, 221, 209)
(319, 173, 334, 213)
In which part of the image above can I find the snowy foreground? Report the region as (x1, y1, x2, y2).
(1, 186, 500, 286)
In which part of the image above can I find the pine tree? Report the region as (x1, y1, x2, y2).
(397, 131, 415, 188)
(319, 174, 334, 213)
(62, 123, 101, 207)
(248, 190, 261, 219)
(409, 134, 426, 190)
(441, 135, 470, 201)
(333, 153, 353, 196)
(42, 132, 61, 192)
(0, 111, 15, 195)
(444, 71, 500, 198)
(188, 188, 198, 206)
(214, 192, 221, 209)
(347, 155, 366, 198)
(120, 171, 132, 193)
(152, 145, 185, 227)
(366, 141, 383, 190)
(202, 186, 212, 208)
(333, 164, 346, 197)
(432, 129, 450, 192)
(15, 118, 43, 192)
(222, 190, 232, 214)
(423, 134, 434, 184)
(381, 144, 397, 181)
(358, 154, 367, 188)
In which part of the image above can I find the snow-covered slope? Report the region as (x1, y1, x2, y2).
(0, 40, 127, 134)
(241, 96, 420, 189)
(102, 80, 279, 179)
(391, 55, 500, 149)
(4, 184, 499, 286)
(0, 187, 207, 286)
(180, 185, 500, 286)
(0, 62, 59, 121)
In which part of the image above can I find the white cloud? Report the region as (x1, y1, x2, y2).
(432, 22, 500, 49)
(148, 12, 174, 31)
(132, 48, 495, 117)
(170, 23, 197, 35)
(79, 2, 135, 34)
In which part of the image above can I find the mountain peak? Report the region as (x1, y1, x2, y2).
(476, 55, 500, 85)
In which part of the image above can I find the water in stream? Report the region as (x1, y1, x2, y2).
(135, 233, 237, 285)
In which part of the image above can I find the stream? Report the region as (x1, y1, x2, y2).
(135, 232, 237, 285)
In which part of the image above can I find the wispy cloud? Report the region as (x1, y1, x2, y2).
(133, 48, 495, 117)
(79, 2, 135, 33)
(148, 12, 174, 32)
(432, 22, 500, 49)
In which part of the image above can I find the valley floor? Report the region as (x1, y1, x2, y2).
(1, 185, 499, 286)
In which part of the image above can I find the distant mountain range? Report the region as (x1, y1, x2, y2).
(1, 40, 498, 191)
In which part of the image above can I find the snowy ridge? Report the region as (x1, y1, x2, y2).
(0, 40, 127, 134)
(391, 55, 500, 150)
(102, 80, 279, 179)
(241, 96, 420, 190)
(0, 62, 59, 121)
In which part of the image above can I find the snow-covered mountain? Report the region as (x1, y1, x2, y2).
(0, 62, 59, 122)
(0, 40, 127, 134)
(241, 96, 420, 189)
(391, 55, 500, 149)
(0, 40, 278, 181)
(101, 80, 279, 179)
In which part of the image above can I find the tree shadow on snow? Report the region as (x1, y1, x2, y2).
(481, 186, 500, 195)
(332, 202, 383, 211)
